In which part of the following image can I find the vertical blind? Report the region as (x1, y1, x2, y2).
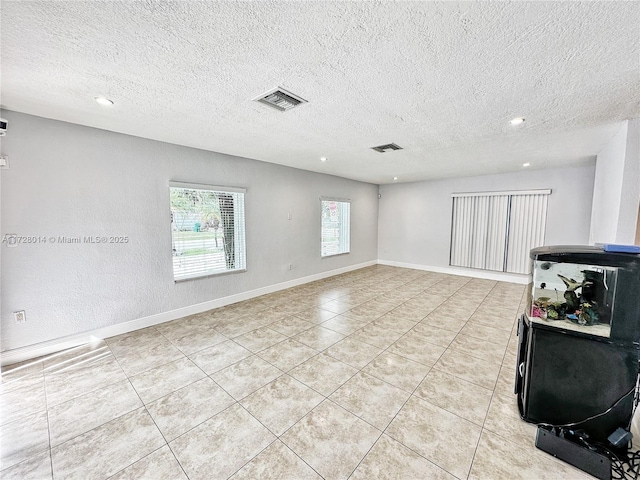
(450, 190, 550, 274)
(321, 198, 351, 257)
(169, 182, 246, 281)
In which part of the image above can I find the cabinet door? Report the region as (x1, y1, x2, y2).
(525, 325, 637, 442)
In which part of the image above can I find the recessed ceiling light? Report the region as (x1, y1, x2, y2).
(523, 163, 531, 167)
(510, 117, 525, 126)
(393, 177, 398, 181)
(320, 157, 327, 162)
(94, 96, 114, 107)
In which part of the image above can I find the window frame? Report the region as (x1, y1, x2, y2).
(320, 197, 351, 258)
(169, 181, 247, 282)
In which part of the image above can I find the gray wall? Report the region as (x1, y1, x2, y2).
(1, 111, 379, 351)
(378, 165, 596, 268)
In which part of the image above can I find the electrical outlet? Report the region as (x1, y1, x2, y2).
(287, 213, 291, 220)
(0, 155, 8, 169)
(14, 310, 26, 323)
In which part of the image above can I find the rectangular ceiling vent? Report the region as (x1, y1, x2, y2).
(254, 87, 307, 112)
(371, 143, 403, 153)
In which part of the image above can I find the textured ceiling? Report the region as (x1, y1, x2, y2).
(1, 1, 639, 184)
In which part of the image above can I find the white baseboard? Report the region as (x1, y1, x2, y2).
(1, 260, 376, 366)
(377, 259, 530, 284)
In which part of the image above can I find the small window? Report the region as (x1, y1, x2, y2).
(321, 198, 351, 257)
(170, 182, 246, 281)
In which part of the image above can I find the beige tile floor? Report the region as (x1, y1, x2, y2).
(0, 265, 594, 479)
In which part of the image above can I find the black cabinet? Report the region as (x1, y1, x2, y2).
(515, 245, 640, 443)
(516, 315, 638, 442)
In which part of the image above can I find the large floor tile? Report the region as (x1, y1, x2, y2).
(41, 341, 111, 374)
(48, 379, 142, 446)
(410, 322, 458, 347)
(362, 351, 430, 393)
(421, 312, 468, 333)
(280, 400, 381, 480)
(0, 450, 52, 480)
(106, 328, 185, 376)
(156, 320, 227, 355)
(215, 314, 268, 338)
(0, 411, 49, 471)
(211, 355, 283, 400)
(321, 315, 370, 335)
(330, 372, 410, 430)
(229, 440, 322, 479)
(325, 338, 382, 369)
(268, 316, 315, 336)
(0, 379, 46, 426)
(341, 304, 388, 322)
(494, 362, 518, 397)
(188, 340, 252, 375)
(108, 445, 187, 480)
(319, 300, 359, 315)
(105, 327, 167, 354)
(349, 324, 403, 349)
(469, 429, 593, 479)
(294, 307, 339, 324)
(433, 348, 501, 390)
(447, 332, 507, 364)
(129, 356, 206, 404)
(483, 391, 537, 448)
(240, 375, 324, 436)
(1, 359, 44, 395)
(459, 320, 511, 347)
(415, 369, 493, 425)
(289, 353, 358, 396)
(146, 377, 235, 441)
(169, 403, 275, 480)
(234, 327, 289, 353)
(350, 434, 455, 480)
(293, 326, 345, 351)
(51, 407, 165, 480)
(387, 333, 446, 367)
(44, 355, 127, 406)
(258, 339, 319, 371)
(388, 302, 433, 322)
(368, 313, 419, 334)
(386, 396, 481, 479)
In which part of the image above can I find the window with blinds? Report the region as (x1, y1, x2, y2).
(321, 198, 351, 257)
(450, 190, 550, 274)
(170, 182, 246, 281)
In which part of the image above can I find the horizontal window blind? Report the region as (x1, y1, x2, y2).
(321, 198, 350, 257)
(450, 190, 550, 274)
(170, 183, 246, 281)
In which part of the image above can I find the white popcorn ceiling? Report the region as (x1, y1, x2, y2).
(1, 1, 638, 184)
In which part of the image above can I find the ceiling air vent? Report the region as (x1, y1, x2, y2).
(371, 143, 403, 153)
(254, 87, 307, 112)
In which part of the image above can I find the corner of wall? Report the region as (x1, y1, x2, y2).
(589, 121, 629, 245)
